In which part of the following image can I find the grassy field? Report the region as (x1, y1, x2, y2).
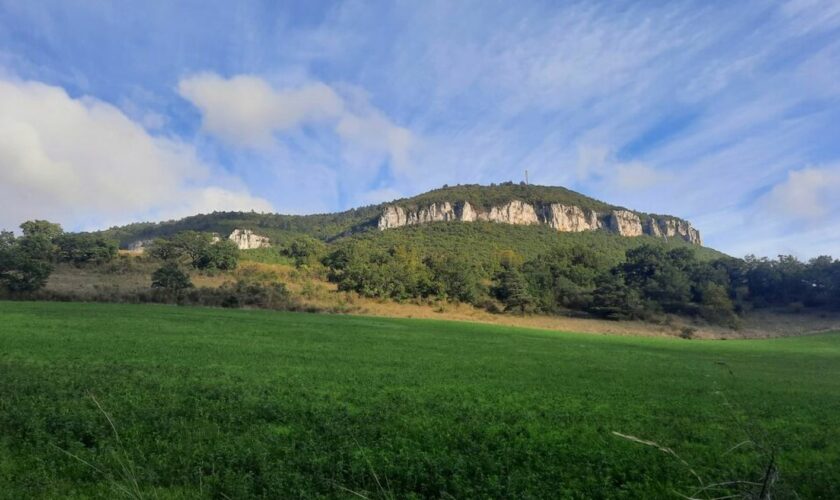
(1, 302, 838, 498)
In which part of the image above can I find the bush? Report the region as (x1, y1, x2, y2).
(282, 236, 326, 268)
(679, 327, 696, 340)
(151, 263, 193, 293)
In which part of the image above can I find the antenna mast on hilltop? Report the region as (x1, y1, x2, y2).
(525, 170, 529, 185)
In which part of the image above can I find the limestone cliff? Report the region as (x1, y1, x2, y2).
(376, 200, 701, 245)
(229, 229, 271, 250)
(608, 210, 643, 237)
(541, 204, 600, 232)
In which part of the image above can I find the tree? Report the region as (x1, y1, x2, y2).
(196, 239, 239, 270)
(589, 271, 645, 320)
(151, 262, 193, 294)
(521, 246, 608, 312)
(426, 255, 484, 303)
(150, 232, 239, 270)
(170, 231, 214, 268)
(697, 282, 737, 325)
(283, 236, 326, 267)
(54, 234, 117, 265)
(147, 238, 184, 261)
(491, 263, 534, 313)
(20, 220, 63, 240)
(0, 222, 59, 293)
(619, 245, 692, 314)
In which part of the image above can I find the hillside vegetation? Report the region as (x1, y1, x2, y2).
(388, 182, 617, 212)
(93, 183, 691, 247)
(1, 302, 838, 498)
(5, 215, 840, 333)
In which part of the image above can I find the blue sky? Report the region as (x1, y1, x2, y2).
(1, 0, 839, 257)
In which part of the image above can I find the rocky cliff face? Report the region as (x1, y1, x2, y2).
(609, 210, 644, 237)
(229, 229, 271, 250)
(541, 204, 600, 232)
(377, 201, 701, 245)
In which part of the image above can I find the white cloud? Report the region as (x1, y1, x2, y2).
(178, 74, 343, 147)
(0, 78, 272, 231)
(762, 165, 840, 220)
(178, 73, 415, 169)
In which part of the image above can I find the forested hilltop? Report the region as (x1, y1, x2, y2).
(94, 183, 697, 247)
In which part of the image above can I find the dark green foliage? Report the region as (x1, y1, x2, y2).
(19, 220, 64, 240)
(735, 255, 840, 310)
(587, 245, 739, 322)
(425, 254, 484, 303)
(281, 235, 326, 267)
(150, 232, 240, 270)
(96, 206, 382, 247)
(619, 246, 694, 314)
(0, 222, 59, 293)
(184, 280, 293, 309)
(169, 231, 214, 268)
(391, 182, 616, 212)
(520, 245, 610, 312)
(491, 263, 534, 313)
(196, 239, 240, 271)
(147, 238, 184, 261)
(151, 262, 193, 292)
(0, 249, 53, 292)
(1, 302, 839, 498)
(329, 245, 436, 300)
(54, 234, 118, 265)
(325, 223, 730, 319)
(589, 271, 645, 320)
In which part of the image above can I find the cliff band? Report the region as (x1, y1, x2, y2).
(377, 201, 701, 245)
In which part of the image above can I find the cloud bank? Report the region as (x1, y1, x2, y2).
(0, 78, 272, 231)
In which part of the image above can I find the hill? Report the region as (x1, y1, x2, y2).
(95, 183, 703, 248)
(2, 301, 837, 498)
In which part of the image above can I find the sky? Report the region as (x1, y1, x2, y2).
(1, 0, 839, 258)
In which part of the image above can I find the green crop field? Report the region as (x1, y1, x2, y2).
(1, 302, 838, 498)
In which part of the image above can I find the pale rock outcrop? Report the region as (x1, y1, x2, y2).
(378, 205, 408, 229)
(126, 239, 153, 252)
(406, 202, 457, 225)
(542, 204, 600, 232)
(480, 200, 540, 225)
(375, 200, 701, 245)
(645, 219, 663, 237)
(229, 229, 271, 250)
(609, 210, 643, 237)
(456, 201, 478, 222)
(657, 219, 702, 245)
(378, 203, 457, 229)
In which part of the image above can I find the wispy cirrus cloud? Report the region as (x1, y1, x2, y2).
(179, 73, 414, 169)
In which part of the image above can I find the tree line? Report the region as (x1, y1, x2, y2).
(323, 240, 840, 325)
(4, 220, 840, 327)
(0, 221, 117, 292)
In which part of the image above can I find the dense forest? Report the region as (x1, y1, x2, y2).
(320, 223, 840, 326)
